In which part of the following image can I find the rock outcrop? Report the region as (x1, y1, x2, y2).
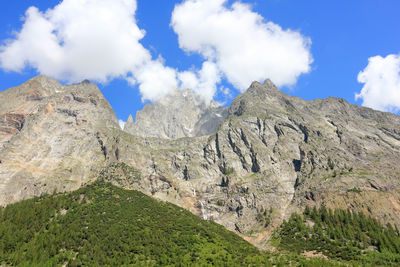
(0, 76, 119, 205)
(124, 88, 228, 139)
(2, 76, 400, 249)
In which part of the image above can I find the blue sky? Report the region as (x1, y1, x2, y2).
(1, 0, 400, 123)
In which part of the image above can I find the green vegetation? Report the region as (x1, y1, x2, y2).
(98, 162, 142, 188)
(2, 180, 395, 266)
(274, 206, 400, 266)
(224, 167, 235, 175)
(347, 187, 362, 193)
(0, 181, 341, 266)
(256, 207, 273, 228)
(0, 181, 255, 266)
(216, 199, 225, 206)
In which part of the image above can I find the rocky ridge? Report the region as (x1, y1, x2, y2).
(0, 76, 119, 205)
(1, 76, 400, 248)
(123, 88, 228, 139)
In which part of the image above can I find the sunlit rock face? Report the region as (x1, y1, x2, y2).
(120, 78, 400, 246)
(2, 76, 400, 249)
(0, 75, 120, 206)
(123, 88, 228, 139)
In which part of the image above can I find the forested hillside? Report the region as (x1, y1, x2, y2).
(0, 181, 339, 266)
(2, 180, 399, 266)
(274, 206, 400, 266)
(0, 181, 255, 265)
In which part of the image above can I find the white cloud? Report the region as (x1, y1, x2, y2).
(134, 58, 178, 101)
(0, 0, 313, 104)
(178, 61, 221, 101)
(118, 119, 126, 129)
(0, 0, 221, 102)
(0, 0, 150, 83)
(171, 0, 313, 91)
(356, 54, 400, 113)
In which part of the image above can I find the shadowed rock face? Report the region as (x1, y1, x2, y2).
(123, 88, 228, 139)
(2, 76, 400, 248)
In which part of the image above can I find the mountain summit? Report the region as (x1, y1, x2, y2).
(123, 88, 228, 139)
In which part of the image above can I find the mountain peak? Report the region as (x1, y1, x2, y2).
(29, 74, 61, 84)
(247, 79, 280, 97)
(229, 79, 288, 116)
(26, 75, 63, 91)
(263, 78, 279, 90)
(124, 89, 228, 139)
(124, 114, 134, 132)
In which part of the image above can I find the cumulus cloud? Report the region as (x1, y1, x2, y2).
(0, 0, 150, 83)
(171, 0, 313, 91)
(178, 61, 221, 101)
(133, 58, 178, 101)
(0, 0, 223, 102)
(0, 0, 313, 103)
(356, 54, 400, 113)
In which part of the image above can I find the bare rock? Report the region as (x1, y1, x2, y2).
(0, 76, 119, 205)
(124, 88, 228, 139)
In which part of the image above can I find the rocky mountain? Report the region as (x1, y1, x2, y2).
(1, 76, 400, 248)
(123, 88, 228, 139)
(0, 76, 119, 205)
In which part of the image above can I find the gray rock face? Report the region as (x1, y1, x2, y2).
(124, 88, 228, 139)
(123, 114, 134, 132)
(2, 76, 400, 249)
(114, 79, 400, 246)
(0, 75, 120, 205)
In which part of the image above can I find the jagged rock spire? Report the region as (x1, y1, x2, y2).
(124, 114, 134, 132)
(123, 89, 228, 139)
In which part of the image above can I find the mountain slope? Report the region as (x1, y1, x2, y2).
(0, 180, 344, 266)
(110, 79, 400, 245)
(1, 76, 400, 248)
(0, 181, 254, 265)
